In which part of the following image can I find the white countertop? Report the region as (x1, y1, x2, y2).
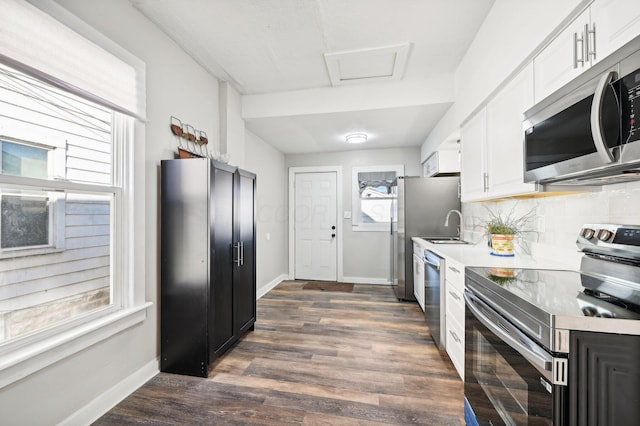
(412, 237, 581, 270)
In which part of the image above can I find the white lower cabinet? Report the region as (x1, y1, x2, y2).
(445, 311, 465, 381)
(444, 257, 465, 380)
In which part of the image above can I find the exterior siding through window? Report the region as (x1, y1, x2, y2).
(0, 63, 113, 341)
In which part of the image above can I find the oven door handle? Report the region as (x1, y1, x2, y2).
(464, 290, 553, 375)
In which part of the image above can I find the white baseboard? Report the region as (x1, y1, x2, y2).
(341, 277, 391, 285)
(59, 357, 159, 426)
(257, 273, 289, 299)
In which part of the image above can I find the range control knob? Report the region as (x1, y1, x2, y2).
(597, 229, 613, 241)
(582, 228, 595, 239)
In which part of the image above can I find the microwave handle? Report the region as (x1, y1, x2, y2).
(590, 71, 617, 164)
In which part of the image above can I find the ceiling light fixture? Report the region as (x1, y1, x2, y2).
(346, 133, 368, 144)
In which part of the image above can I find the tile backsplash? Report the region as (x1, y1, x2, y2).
(462, 180, 640, 255)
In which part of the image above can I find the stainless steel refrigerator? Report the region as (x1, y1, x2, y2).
(390, 176, 461, 301)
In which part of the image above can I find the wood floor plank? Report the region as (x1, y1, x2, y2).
(94, 281, 464, 425)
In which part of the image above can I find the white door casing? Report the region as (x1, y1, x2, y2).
(289, 166, 343, 281)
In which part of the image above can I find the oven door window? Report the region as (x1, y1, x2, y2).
(465, 307, 553, 425)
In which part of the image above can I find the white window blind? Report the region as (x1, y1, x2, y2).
(0, 0, 145, 120)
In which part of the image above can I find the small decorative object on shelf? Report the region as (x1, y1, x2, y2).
(170, 116, 229, 162)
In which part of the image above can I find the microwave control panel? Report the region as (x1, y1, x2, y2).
(622, 67, 640, 144)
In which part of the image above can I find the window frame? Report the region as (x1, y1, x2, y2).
(351, 165, 404, 232)
(0, 113, 148, 389)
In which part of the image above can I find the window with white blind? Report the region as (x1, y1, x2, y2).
(351, 165, 403, 231)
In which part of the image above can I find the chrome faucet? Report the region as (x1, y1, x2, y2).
(444, 209, 464, 240)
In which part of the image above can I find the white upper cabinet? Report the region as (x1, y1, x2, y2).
(534, 9, 591, 103)
(486, 63, 537, 199)
(590, 0, 640, 64)
(460, 108, 487, 202)
(461, 64, 536, 202)
(535, 0, 640, 103)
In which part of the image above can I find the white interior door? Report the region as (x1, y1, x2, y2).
(294, 172, 337, 281)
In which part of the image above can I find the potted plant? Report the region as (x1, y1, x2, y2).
(483, 205, 534, 257)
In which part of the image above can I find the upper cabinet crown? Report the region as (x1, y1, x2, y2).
(534, 0, 640, 103)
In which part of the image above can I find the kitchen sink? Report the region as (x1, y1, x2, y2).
(422, 237, 471, 245)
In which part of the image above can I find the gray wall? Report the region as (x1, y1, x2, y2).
(286, 147, 421, 283)
(245, 130, 288, 295)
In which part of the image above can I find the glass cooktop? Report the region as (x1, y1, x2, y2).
(466, 267, 640, 321)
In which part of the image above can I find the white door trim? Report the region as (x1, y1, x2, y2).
(289, 166, 343, 282)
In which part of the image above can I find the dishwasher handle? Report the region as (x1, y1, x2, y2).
(423, 250, 442, 270)
(423, 258, 440, 270)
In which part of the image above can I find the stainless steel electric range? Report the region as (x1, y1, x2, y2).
(464, 224, 640, 426)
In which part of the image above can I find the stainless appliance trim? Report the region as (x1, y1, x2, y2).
(424, 249, 446, 350)
(591, 71, 618, 163)
(465, 272, 550, 346)
(464, 290, 554, 380)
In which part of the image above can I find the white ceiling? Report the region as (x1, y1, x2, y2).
(131, 0, 495, 154)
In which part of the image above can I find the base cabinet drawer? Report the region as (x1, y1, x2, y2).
(446, 313, 465, 380)
(445, 259, 464, 291)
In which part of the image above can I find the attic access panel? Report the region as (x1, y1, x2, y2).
(324, 43, 411, 86)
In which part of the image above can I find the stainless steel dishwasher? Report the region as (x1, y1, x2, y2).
(424, 249, 445, 350)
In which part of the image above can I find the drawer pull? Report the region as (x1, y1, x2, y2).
(449, 290, 461, 301)
(450, 329, 461, 344)
(448, 266, 460, 274)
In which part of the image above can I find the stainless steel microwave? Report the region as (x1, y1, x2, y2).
(523, 37, 640, 186)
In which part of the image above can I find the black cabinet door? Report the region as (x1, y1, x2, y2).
(570, 331, 640, 425)
(209, 163, 236, 360)
(234, 169, 256, 333)
(160, 158, 211, 377)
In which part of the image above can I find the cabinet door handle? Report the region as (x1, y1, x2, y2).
(240, 241, 244, 266)
(574, 30, 585, 68)
(234, 242, 242, 266)
(448, 266, 460, 274)
(450, 329, 461, 344)
(449, 290, 461, 301)
(483, 172, 489, 192)
(586, 22, 596, 61)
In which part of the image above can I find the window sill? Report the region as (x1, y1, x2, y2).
(0, 301, 152, 389)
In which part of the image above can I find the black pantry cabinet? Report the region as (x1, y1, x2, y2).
(160, 158, 256, 377)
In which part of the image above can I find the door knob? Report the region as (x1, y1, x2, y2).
(331, 225, 336, 230)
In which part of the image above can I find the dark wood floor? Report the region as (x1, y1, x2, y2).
(94, 281, 464, 425)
